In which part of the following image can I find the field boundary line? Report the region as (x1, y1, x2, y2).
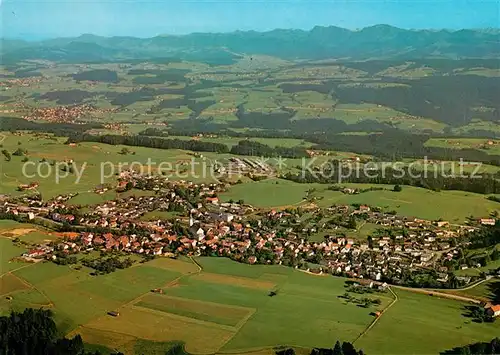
(65, 256, 204, 339)
(233, 308, 257, 331)
(8, 267, 55, 307)
(67, 325, 135, 353)
(0, 262, 37, 279)
(8, 271, 34, 289)
(190, 256, 203, 272)
(353, 286, 398, 345)
(138, 293, 256, 313)
(128, 304, 238, 332)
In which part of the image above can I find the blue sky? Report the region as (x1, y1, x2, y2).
(1, 0, 499, 39)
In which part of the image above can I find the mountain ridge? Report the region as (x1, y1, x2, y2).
(2, 25, 499, 64)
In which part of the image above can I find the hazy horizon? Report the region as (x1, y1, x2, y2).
(5, 23, 500, 42)
(2, 0, 499, 40)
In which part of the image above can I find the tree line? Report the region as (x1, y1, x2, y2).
(230, 140, 309, 158)
(442, 338, 500, 355)
(276, 341, 364, 355)
(66, 133, 229, 153)
(282, 161, 500, 195)
(67, 133, 310, 158)
(0, 116, 102, 136)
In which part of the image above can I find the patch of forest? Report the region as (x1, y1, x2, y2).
(67, 133, 230, 153)
(337, 58, 500, 75)
(71, 69, 119, 83)
(13, 69, 43, 78)
(37, 89, 99, 105)
(129, 68, 190, 84)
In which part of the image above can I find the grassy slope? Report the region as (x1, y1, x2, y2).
(356, 289, 500, 354)
(221, 179, 499, 222)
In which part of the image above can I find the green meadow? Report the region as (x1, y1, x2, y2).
(221, 179, 499, 222)
(356, 289, 500, 354)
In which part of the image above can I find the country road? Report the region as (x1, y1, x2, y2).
(392, 285, 482, 304)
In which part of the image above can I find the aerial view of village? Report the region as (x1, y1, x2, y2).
(1, 1, 500, 354)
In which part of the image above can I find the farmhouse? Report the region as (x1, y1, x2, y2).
(358, 205, 370, 213)
(479, 218, 496, 226)
(206, 196, 219, 205)
(24, 249, 46, 258)
(18, 182, 39, 191)
(486, 305, 500, 318)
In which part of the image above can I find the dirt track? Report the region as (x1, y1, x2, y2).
(393, 285, 481, 304)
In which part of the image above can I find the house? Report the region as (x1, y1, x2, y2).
(206, 197, 219, 205)
(359, 205, 370, 213)
(435, 221, 449, 228)
(479, 218, 496, 226)
(342, 188, 357, 195)
(25, 249, 46, 258)
(18, 182, 39, 191)
(486, 305, 500, 318)
(107, 311, 120, 317)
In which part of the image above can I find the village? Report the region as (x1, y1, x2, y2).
(2, 171, 500, 294)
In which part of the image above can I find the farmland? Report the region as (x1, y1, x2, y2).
(0, 244, 499, 354)
(425, 138, 500, 155)
(221, 179, 499, 222)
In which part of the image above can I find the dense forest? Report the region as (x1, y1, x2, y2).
(70, 69, 119, 83)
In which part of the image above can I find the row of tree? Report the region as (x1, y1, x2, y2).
(442, 338, 500, 355)
(67, 133, 310, 158)
(230, 140, 309, 158)
(276, 341, 364, 355)
(0, 116, 102, 136)
(283, 162, 500, 195)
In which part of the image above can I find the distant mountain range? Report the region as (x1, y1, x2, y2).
(2, 25, 500, 64)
